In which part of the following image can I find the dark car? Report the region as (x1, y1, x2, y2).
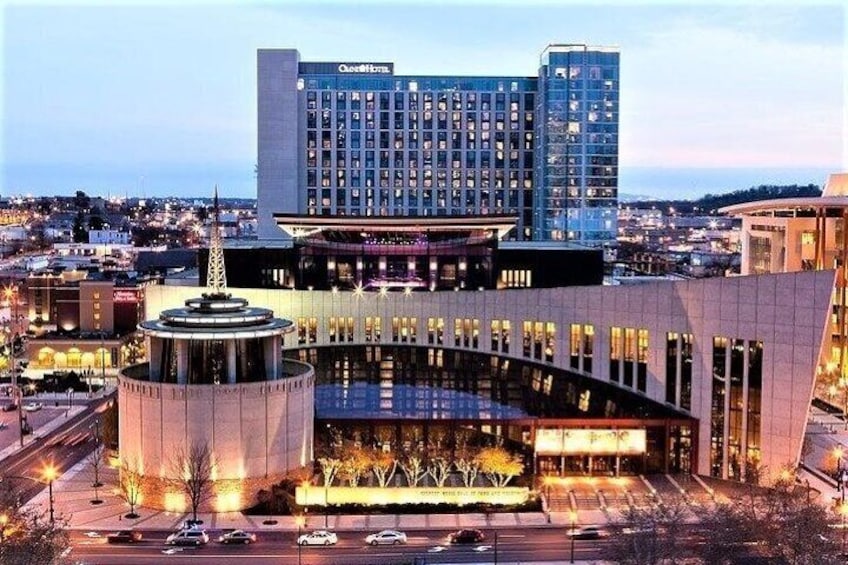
(566, 525, 608, 540)
(448, 529, 485, 544)
(1, 403, 17, 412)
(107, 530, 143, 544)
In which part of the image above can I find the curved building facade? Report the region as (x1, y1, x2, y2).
(145, 268, 834, 485)
(119, 291, 314, 512)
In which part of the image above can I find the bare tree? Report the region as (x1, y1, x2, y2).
(87, 442, 106, 504)
(119, 457, 143, 519)
(399, 454, 427, 487)
(170, 442, 216, 522)
(455, 452, 480, 488)
(372, 451, 398, 488)
(317, 456, 342, 489)
(604, 499, 690, 565)
(427, 457, 452, 487)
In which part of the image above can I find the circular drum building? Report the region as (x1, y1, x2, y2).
(118, 194, 314, 512)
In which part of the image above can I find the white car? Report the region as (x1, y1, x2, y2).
(22, 402, 43, 412)
(165, 529, 209, 546)
(297, 530, 338, 546)
(365, 529, 407, 546)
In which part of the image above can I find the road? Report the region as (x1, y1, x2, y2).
(68, 527, 606, 564)
(0, 394, 114, 504)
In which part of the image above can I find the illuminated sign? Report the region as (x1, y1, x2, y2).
(299, 62, 395, 75)
(113, 290, 139, 303)
(337, 63, 391, 74)
(296, 486, 529, 507)
(534, 428, 646, 456)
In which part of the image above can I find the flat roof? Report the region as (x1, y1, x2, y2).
(720, 196, 848, 216)
(274, 214, 518, 239)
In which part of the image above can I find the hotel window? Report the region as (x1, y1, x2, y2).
(427, 317, 444, 345)
(308, 317, 317, 344)
(522, 321, 532, 357)
(491, 320, 510, 353)
(637, 329, 648, 393)
(609, 326, 622, 382)
(710, 337, 728, 478)
(297, 317, 307, 345)
(365, 317, 382, 343)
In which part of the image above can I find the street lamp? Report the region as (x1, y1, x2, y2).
(41, 463, 58, 525)
(295, 515, 305, 565)
(841, 503, 848, 555)
(324, 476, 329, 529)
(570, 510, 577, 564)
(543, 475, 554, 524)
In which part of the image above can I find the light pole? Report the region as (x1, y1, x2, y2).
(295, 515, 305, 565)
(570, 510, 577, 564)
(543, 475, 553, 523)
(841, 503, 848, 555)
(42, 463, 58, 525)
(324, 478, 329, 529)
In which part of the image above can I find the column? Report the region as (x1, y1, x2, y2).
(176, 340, 188, 385)
(227, 340, 237, 384)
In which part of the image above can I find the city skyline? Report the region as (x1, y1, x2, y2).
(2, 1, 844, 199)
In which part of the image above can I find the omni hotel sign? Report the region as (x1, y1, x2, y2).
(299, 62, 395, 75)
(534, 428, 647, 456)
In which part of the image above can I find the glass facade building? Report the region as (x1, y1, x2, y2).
(257, 45, 619, 247)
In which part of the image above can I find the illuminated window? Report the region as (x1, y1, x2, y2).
(328, 318, 338, 343)
(637, 329, 648, 392)
(583, 325, 594, 374)
(427, 317, 444, 345)
(365, 317, 382, 343)
(545, 322, 555, 362)
(609, 327, 622, 382)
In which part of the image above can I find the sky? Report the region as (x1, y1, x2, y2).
(1, 1, 845, 200)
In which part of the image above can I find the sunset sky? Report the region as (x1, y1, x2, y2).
(2, 1, 844, 199)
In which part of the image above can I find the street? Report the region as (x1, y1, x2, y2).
(68, 527, 608, 564)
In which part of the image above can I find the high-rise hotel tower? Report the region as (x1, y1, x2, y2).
(257, 45, 619, 248)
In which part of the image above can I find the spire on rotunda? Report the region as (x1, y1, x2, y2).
(204, 185, 229, 298)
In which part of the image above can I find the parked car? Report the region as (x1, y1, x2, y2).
(448, 529, 485, 544)
(106, 530, 143, 544)
(297, 530, 338, 546)
(217, 530, 257, 545)
(566, 525, 608, 540)
(1, 403, 17, 412)
(365, 530, 407, 546)
(22, 402, 43, 412)
(165, 529, 209, 546)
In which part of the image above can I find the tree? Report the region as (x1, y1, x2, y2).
(87, 442, 106, 504)
(372, 451, 398, 488)
(340, 447, 371, 487)
(119, 457, 143, 519)
(455, 452, 481, 488)
(72, 211, 87, 243)
(477, 446, 523, 487)
(427, 457, 452, 487)
(399, 454, 427, 487)
(317, 456, 342, 491)
(0, 504, 70, 565)
(604, 499, 689, 565)
(100, 400, 119, 451)
(694, 467, 841, 565)
(170, 442, 216, 522)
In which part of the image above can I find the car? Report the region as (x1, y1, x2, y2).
(217, 530, 257, 545)
(297, 530, 338, 546)
(447, 529, 485, 544)
(165, 529, 209, 546)
(1, 403, 17, 412)
(364, 529, 407, 546)
(566, 525, 608, 540)
(22, 402, 43, 412)
(106, 530, 143, 544)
